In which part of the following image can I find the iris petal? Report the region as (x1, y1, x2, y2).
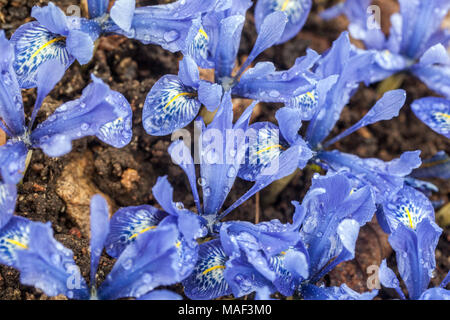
(411, 97, 450, 138)
(105, 205, 168, 258)
(143, 75, 200, 136)
(10, 22, 74, 89)
(255, 0, 312, 44)
(0, 216, 31, 268)
(182, 240, 231, 300)
(31, 76, 133, 157)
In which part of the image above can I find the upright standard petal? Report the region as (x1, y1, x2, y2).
(255, 0, 312, 44)
(214, 15, 245, 80)
(89, 195, 110, 287)
(110, 0, 136, 33)
(0, 31, 25, 135)
(169, 140, 202, 214)
(306, 33, 374, 147)
(31, 75, 132, 157)
(182, 239, 231, 300)
(143, 75, 200, 136)
(324, 89, 406, 147)
(10, 22, 74, 89)
(235, 11, 288, 78)
(398, 0, 450, 59)
(65, 30, 95, 66)
(199, 93, 255, 216)
(29, 59, 66, 129)
(31, 2, 69, 35)
(87, 0, 109, 18)
(411, 97, 450, 138)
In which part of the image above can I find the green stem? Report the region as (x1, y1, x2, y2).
(261, 169, 300, 207)
(376, 73, 406, 97)
(19, 150, 33, 185)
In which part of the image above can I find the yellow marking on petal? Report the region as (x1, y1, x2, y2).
(202, 265, 226, 275)
(5, 239, 28, 249)
(383, 49, 391, 56)
(281, 0, 290, 11)
(435, 112, 450, 120)
(256, 144, 284, 155)
(306, 91, 315, 101)
(176, 241, 181, 248)
(30, 37, 66, 60)
(129, 226, 157, 240)
(198, 28, 209, 40)
(163, 92, 196, 110)
(280, 251, 286, 255)
(308, 164, 322, 173)
(405, 208, 414, 229)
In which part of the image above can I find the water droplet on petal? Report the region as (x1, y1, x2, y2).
(122, 258, 133, 270)
(175, 202, 184, 210)
(227, 166, 236, 178)
(163, 30, 180, 42)
(198, 177, 206, 186)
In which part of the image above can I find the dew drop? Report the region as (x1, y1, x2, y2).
(163, 30, 180, 42)
(122, 258, 133, 270)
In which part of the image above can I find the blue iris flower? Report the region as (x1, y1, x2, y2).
(321, 0, 450, 138)
(142, 1, 318, 136)
(0, 32, 132, 185)
(182, 172, 378, 300)
(236, 32, 412, 206)
(295, 173, 378, 300)
(2, 194, 183, 300)
(9, 0, 220, 89)
(105, 92, 313, 299)
(378, 211, 449, 300)
(10, 2, 102, 88)
(182, 216, 308, 299)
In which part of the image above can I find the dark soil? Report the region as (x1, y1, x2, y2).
(0, 0, 448, 300)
